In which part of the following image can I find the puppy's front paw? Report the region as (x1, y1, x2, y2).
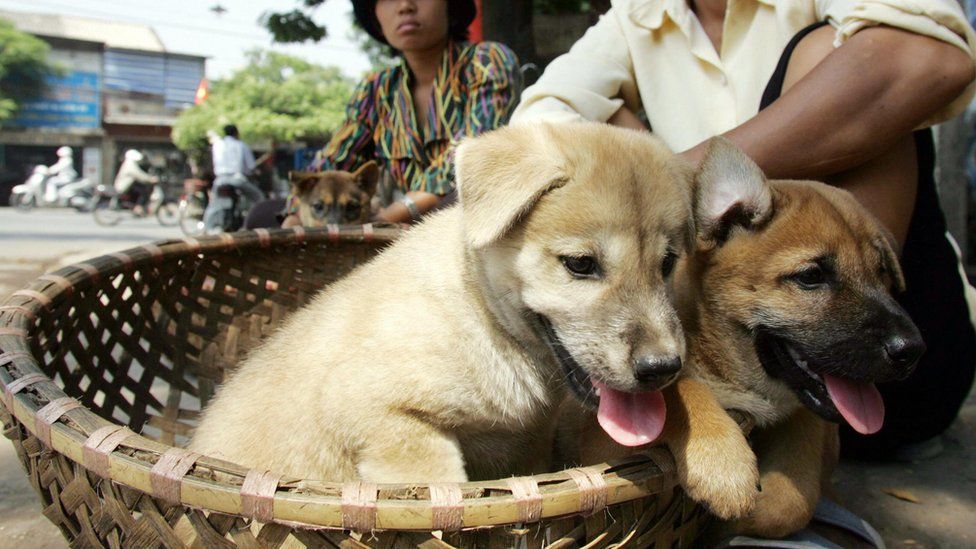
(730, 472, 817, 538)
(678, 432, 759, 520)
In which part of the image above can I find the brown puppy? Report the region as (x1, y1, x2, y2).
(564, 140, 924, 534)
(289, 161, 379, 226)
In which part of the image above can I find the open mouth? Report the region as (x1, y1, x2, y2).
(755, 330, 885, 434)
(537, 315, 598, 408)
(537, 315, 667, 446)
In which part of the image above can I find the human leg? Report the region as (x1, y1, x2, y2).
(235, 177, 265, 206)
(202, 176, 231, 230)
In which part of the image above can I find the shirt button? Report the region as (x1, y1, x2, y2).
(718, 74, 728, 86)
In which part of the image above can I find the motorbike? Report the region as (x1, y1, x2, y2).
(178, 178, 247, 236)
(91, 183, 179, 227)
(10, 165, 95, 211)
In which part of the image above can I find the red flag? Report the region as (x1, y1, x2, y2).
(194, 78, 209, 105)
(468, 0, 482, 42)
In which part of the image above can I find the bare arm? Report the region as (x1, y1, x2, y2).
(373, 191, 440, 223)
(681, 26, 974, 178)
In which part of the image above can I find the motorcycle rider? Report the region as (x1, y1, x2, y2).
(114, 149, 159, 215)
(202, 124, 264, 231)
(44, 146, 78, 203)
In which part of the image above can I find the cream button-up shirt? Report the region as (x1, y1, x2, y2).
(513, 0, 976, 153)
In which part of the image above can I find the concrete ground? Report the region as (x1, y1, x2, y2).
(0, 207, 973, 548)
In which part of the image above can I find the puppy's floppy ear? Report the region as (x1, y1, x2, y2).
(874, 232, 906, 293)
(694, 137, 772, 246)
(289, 171, 320, 198)
(457, 126, 567, 248)
(351, 161, 379, 196)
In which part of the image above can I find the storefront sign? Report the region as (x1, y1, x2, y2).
(8, 71, 101, 129)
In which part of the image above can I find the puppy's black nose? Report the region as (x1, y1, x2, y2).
(884, 334, 925, 370)
(634, 355, 682, 382)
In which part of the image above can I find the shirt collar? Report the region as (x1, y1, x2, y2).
(628, 0, 774, 30)
(387, 41, 466, 161)
(395, 41, 465, 145)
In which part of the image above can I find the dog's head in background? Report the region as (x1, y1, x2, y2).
(290, 161, 379, 226)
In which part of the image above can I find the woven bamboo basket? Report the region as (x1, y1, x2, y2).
(0, 225, 736, 548)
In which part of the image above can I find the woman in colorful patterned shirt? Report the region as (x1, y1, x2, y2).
(281, 0, 520, 227)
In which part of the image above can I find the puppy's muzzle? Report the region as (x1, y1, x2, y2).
(633, 355, 682, 384)
(882, 333, 925, 380)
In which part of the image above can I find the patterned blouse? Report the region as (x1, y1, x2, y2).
(287, 41, 521, 213)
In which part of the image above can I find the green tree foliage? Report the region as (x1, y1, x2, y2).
(171, 50, 354, 151)
(261, 0, 328, 43)
(0, 18, 56, 123)
(260, 0, 394, 70)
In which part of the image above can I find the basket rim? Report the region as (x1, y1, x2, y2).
(0, 225, 750, 532)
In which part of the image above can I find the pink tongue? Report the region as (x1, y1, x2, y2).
(593, 380, 666, 446)
(824, 374, 885, 435)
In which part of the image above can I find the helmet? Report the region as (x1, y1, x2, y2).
(56, 146, 73, 158)
(124, 149, 144, 162)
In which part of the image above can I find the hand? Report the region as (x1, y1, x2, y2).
(281, 213, 302, 228)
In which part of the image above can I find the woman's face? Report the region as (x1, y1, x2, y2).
(374, 0, 449, 52)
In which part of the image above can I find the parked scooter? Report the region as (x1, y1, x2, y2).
(9, 165, 95, 211)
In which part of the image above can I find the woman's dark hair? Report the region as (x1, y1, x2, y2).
(352, 0, 476, 48)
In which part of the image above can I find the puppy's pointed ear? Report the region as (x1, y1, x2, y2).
(351, 161, 379, 196)
(457, 126, 567, 248)
(289, 171, 320, 198)
(694, 137, 772, 246)
(874, 232, 906, 293)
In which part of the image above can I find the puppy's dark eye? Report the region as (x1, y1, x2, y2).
(344, 202, 362, 220)
(661, 249, 678, 278)
(560, 255, 600, 279)
(790, 266, 828, 290)
(312, 201, 326, 218)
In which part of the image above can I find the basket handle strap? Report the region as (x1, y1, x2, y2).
(34, 397, 83, 447)
(241, 469, 282, 523)
(566, 467, 608, 516)
(507, 477, 543, 523)
(429, 483, 464, 531)
(82, 425, 134, 477)
(150, 448, 201, 506)
(3, 372, 46, 410)
(341, 481, 378, 532)
(254, 228, 272, 247)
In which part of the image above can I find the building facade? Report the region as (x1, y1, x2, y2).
(0, 9, 205, 202)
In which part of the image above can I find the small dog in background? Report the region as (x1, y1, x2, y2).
(289, 161, 379, 226)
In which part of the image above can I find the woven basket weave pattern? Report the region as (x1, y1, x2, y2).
(0, 226, 710, 548)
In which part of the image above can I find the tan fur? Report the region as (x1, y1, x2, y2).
(290, 161, 379, 226)
(565, 143, 909, 534)
(189, 123, 714, 485)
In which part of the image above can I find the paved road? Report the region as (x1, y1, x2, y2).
(0, 206, 183, 297)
